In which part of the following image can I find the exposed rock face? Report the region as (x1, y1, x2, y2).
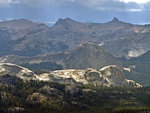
(0, 91, 11, 100)
(0, 63, 37, 82)
(50, 69, 87, 84)
(0, 63, 141, 87)
(27, 93, 48, 103)
(99, 65, 141, 87)
(99, 65, 126, 85)
(40, 85, 62, 95)
(8, 107, 25, 112)
(65, 85, 80, 94)
(85, 68, 108, 85)
(45, 65, 141, 87)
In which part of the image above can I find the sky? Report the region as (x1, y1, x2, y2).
(0, 0, 150, 24)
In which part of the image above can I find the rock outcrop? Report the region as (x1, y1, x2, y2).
(40, 85, 62, 95)
(43, 65, 141, 87)
(27, 93, 48, 103)
(8, 107, 25, 112)
(0, 63, 37, 83)
(0, 63, 141, 87)
(65, 85, 80, 94)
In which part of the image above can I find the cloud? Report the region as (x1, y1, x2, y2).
(0, 0, 20, 4)
(118, 0, 150, 4)
(0, 0, 20, 7)
(9, 0, 74, 7)
(0, 0, 149, 12)
(6, 18, 14, 20)
(73, 0, 146, 12)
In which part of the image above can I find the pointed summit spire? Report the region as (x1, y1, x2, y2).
(54, 18, 66, 25)
(107, 17, 121, 24)
(112, 17, 119, 21)
(64, 18, 73, 21)
(55, 18, 76, 25)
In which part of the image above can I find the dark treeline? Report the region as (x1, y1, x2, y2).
(1, 80, 150, 113)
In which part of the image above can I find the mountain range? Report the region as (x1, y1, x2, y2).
(1, 17, 150, 86)
(0, 17, 150, 58)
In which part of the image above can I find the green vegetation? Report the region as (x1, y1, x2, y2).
(1, 80, 150, 113)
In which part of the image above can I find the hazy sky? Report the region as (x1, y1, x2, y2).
(0, 0, 150, 24)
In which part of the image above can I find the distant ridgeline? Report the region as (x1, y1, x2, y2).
(0, 43, 123, 70)
(0, 17, 150, 59)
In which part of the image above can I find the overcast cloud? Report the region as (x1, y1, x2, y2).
(0, 0, 150, 12)
(0, 0, 150, 24)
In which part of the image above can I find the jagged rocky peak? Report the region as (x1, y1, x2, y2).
(52, 18, 70, 29)
(54, 17, 82, 26)
(55, 18, 69, 25)
(64, 17, 74, 22)
(112, 17, 119, 22)
(107, 17, 122, 24)
(56, 18, 64, 23)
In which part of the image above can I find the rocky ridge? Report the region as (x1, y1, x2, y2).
(0, 63, 141, 87)
(0, 63, 37, 81)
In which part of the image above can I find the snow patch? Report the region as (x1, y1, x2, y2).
(128, 49, 146, 57)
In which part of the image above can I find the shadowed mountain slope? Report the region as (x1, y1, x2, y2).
(0, 43, 122, 70)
